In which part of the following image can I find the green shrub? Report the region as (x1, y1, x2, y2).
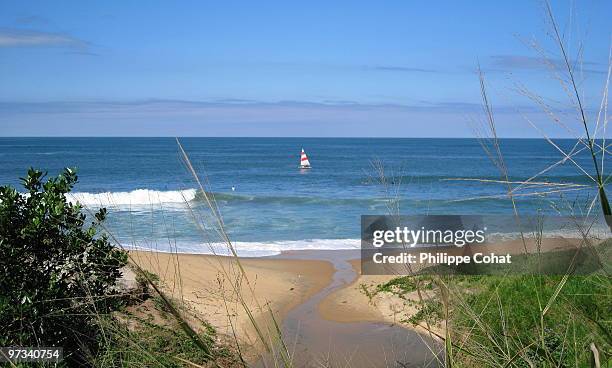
(0, 168, 128, 365)
(376, 275, 434, 295)
(406, 299, 443, 326)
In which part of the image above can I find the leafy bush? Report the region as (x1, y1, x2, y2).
(0, 168, 128, 365)
(406, 299, 443, 326)
(375, 275, 434, 295)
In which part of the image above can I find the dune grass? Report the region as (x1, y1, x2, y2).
(363, 3, 611, 367)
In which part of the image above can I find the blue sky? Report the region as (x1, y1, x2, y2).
(0, 1, 610, 137)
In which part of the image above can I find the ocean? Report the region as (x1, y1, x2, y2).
(0, 137, 608, 256)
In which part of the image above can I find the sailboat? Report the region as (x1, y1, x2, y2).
(299, 148, 311, 169)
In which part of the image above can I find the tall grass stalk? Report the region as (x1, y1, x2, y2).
(543, 0, 612, 228)
(477, 64, 529, 254)
(81, 139, 293, 366)
(370, 4, 611, 366)
(175, 138, 293, 367)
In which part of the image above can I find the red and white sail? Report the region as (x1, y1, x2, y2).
(300, 148, 311, 168)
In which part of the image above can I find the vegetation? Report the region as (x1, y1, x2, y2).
(370, 272, 610, 366)
(134, 269, 160, 300)
(435, 2, 612, 366)
(95, 320, 218, 368)
(368, 2, 612, 362)
(94, 297, 242, 368)
(0, 169, 243, 367)
(452, 274, 610, 367)
(375, 275, 434, 295)
(0, 168, 128, 364)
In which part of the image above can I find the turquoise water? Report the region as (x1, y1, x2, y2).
(0, 138, 608, 255)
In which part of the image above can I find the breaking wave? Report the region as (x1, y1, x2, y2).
(68, 189, 397, 208)
(68, 189, 197, 206)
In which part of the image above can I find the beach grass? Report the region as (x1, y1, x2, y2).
(366, 269, 610, 367)
(364, 2, 612, 367)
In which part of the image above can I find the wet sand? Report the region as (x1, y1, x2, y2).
(263, 250, 442, 367)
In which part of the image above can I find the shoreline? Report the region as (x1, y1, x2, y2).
(128, 237, 593, 364)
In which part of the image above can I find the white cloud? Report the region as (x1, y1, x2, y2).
(0, 28, 86, 48)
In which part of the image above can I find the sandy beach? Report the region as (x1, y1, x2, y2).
(319, 259, 413, 322)
(318, 237, 591, 337)
(317, 258, 448, 339)
(127, 237, 596, 364)
(129, 250, 335, 357)
(127, 249, 443, 365)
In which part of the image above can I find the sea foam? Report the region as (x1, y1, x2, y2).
(68, 189, 197, 206)
(126, 238, 362, 257)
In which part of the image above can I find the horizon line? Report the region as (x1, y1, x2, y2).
(0, 136, 597, 140)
